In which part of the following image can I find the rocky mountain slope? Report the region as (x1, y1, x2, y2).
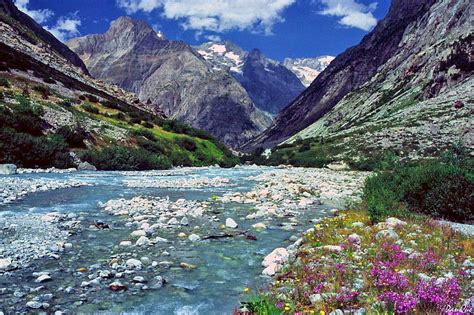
(0, 0, 236, 170)
(197, 41, 305, 115)
(283, 56, 335, 87)
(67, 18, 272, 147)
(246, 0, 473, 159)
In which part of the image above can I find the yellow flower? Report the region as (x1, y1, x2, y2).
(310, 311, 315, 314)
(275, 280, 280, 284)
(320, 311, 325, 315)
(284, 306, 290, 311)
(243, 287, 250, 293)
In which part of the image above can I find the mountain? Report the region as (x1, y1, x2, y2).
(283, 56, 335, 87)
(0, 0, 88, 75)
(245, 0, 473, 159)
(196, 41, 305, 115)
(0, 0, 237, 170)
(67, 18, 272, 148)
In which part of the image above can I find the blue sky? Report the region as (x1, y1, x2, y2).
(15, 0, 390, 61)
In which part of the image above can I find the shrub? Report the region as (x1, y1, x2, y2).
(176, 136, 197, 152)
(56, 125, 89, 148)
(0, 128, 73, 168)
(132, 129, 157, 141)
(0, 77, 10, 88)
(142, 121, 154, 129)
(288, 151, 333, 168)
(82, 103, 100, 114)
(79, 146, 171, 171)
(363, 161, 474, 223)
(136, 137, 166, 155)
(33, 85, 51, 99)
(112, 112, 126, 120)
(169, 150, 193, 167)
(0, 96, 44, 136)
(102, 100, 122, 110)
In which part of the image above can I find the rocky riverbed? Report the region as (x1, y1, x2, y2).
(0, 176, 91, 205)
(0, 166, 369, 314)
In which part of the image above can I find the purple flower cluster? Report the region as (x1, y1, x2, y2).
(378, 242, 406, 268)
(336, 289, 360, 303)
(416, 248, 439, 271)
(379, 291, 417, 314)
(370, 266, 409, 289)
(416, 278, 461, 309)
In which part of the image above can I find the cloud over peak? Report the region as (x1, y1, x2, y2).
(318, 0, 378, 31)
(116, 0, 296, 35)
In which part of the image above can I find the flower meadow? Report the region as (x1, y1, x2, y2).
(239, 211, 474, 314)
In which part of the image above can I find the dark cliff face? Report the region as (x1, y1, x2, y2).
(67, 17, 271, 148)
(239, 48, 305, 115)
(0, 0, 89, 74)
(247, 0, 437, 149)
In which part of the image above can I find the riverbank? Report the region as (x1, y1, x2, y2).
(244, 210, 474, 314)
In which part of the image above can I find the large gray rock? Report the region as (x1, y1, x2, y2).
(77, 162, 97, 171)
(0, 164, 17, 175)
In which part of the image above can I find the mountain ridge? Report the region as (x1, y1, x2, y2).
(67, 17, 272, 148)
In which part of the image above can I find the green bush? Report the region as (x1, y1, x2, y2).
(363, 161, 474, 223)
(176, 136, 197, 152)
(79, 146, 171, 171)
(132, 129, 157, 141)
(169, 150, 193, 167)
(288, 151, 333, 168)
(82, 103, 100, 114)
(136, 137, 166, 155)
(33, 85, 51, 99)
(0, 96, 44, 136)
(0, 77, 10, 88)
(56, 125, 89, 148)
(0, 128, 73, 168)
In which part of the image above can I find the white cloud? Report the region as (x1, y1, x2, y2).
(46, 15, 82, 42)
(204, 34, 222, 42)
(14, 0, 54, 23)
(318, 0, 377, 31)
(116, 0, 295, 35)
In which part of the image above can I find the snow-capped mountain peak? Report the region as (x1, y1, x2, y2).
(283, 56, 335, 87)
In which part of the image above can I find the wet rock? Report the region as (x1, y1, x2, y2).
(188, 234, 201, 242)
(0, 164, 17, 175)
(119, 240, 132, 247)
(140, 257, 152, 266)
(26, 301, 42, 309)
(0, 258, 13, 270)
(99, 270, 113, 279)
(136, 236, 151, 247)
(149, 275, 165, 289)
(109, 281, 127, 292)
(154, 236, 168, 243)
(225, 218, 238, 229)
(133, 276, 146, 283)
(180, 262, 197, 270)
(77, 162, 97, 171)
(180, 217, 189, 226)
(252, 222, 267, 230)
(35, 274, 52, 283)
(177, 232, 187, 238)
(125, 258, 142, 269)
(131, 230, 146, 238)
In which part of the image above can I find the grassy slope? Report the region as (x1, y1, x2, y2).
(0, 73, 236, 169)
